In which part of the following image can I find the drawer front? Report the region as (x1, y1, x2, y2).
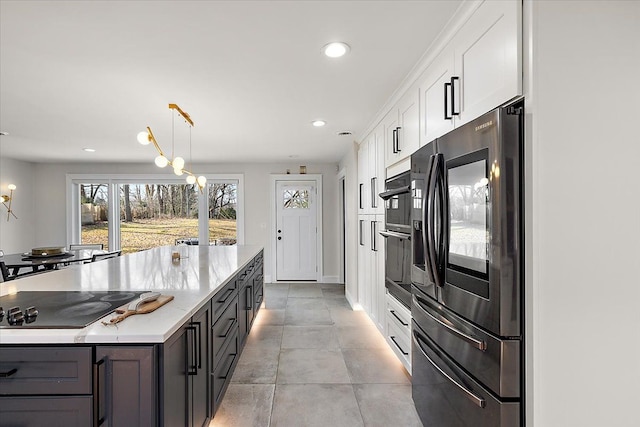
(212, 298, 238, 368)
(386, 315, 411, 371)
(0, 347, 92, 395)
(412, 293, 520, 398)
(387, 293, 411, 334)
(0, 396, 92, 427)
(212, 278, 238, 323)
(213, 330, 238, 412)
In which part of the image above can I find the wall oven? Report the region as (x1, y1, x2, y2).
(411, 99, 524, 427)
(379, 172, 412, 308)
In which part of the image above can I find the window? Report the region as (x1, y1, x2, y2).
(78, 183, 110, 250)
(283, 189, 310, 209)
(68, 174, 244, 252)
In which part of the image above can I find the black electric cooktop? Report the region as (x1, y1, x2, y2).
(0, 291, 145, 329)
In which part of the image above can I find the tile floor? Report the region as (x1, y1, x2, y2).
(210, 282, 423, 427)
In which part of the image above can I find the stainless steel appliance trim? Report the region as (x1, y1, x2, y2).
(379, 230, 411, 240)
(412, 330, 486, 409)
(379, 185, 411, 200)
(412, 294, 486, 351)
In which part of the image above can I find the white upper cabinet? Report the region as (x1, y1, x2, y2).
(419, 0, 522, 143)
(453, 0, 522, 126)
(358, 124, 385, 215)
(384, 87, 419, 168)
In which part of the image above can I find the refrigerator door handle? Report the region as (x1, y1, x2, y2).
(423, 155, 437, 285)
(426, 153, 445, 288)
(412, 294, 486, 351)
(412, 330, 486, 409)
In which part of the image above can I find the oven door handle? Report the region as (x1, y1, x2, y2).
(379, 230, 411, 240)
(412, 294, 486, 351)
(412, 330, 486, 408)
(379, 185, 411, 200)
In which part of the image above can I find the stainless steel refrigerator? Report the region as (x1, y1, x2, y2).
(411, 98, 524, 426)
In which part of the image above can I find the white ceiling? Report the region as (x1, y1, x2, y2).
(0, 0, 462, 164)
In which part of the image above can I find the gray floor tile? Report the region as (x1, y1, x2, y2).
(255, 309, 285, 325)
(277, 348, 351, 384)
(264, 295, 287, 309)
(319, 283, 345, 289)
(354, 384, 423, 427)
(281, 325, 339, 349)
(342, 348, 411, 384)
(286, 297, 326, 310)
(245, 325, 283, 348)
(231, 347, 280, 384)
(322, 287, 346, 297)
(210, 384, 275, 427)
(270, 384, 364, 427)
(288, 286, 324, 298)
(284, 307, 333, 325)
(336, 325, 389, 349)
(330, 308, 375, 326)
(265, 283, 290, 291)
(264, 289, 289, 300)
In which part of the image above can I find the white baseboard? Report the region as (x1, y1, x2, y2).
(321, 275, 340, 283)
(345, 289, 362, 310)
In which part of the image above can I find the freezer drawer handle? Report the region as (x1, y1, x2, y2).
(412, 295, 486, 351)
(412, 331, 486, 408)
(379, 230, 411, 240)
(390, 336, 409, 355)
(389, 309, 409, 326)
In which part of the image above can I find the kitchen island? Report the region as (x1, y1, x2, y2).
(0, 245, 264, 427)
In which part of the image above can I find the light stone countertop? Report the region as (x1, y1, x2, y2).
(0, 245, 263, 345)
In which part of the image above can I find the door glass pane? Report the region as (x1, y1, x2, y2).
(208, 182, 237, 245)
(283, 189, 309, 209)
(79, 183, 109, 250)
(119, 183, 198, 253)
(448, 160, 488, 274)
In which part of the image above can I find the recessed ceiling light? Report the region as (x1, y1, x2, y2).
(322, 42, 350, 58)
(83, 148, 96, 152)
(312, 120, 326, 127)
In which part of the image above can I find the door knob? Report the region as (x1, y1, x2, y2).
(277, 237, 282, 240)
(278, 230, 282, 233)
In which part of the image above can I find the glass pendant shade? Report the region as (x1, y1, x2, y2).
(173, 156, 185, 170)
(137, 131, 151, 145)
(186, 175, 196, 185)
(7, 184, 16, 190)
(197, 176, 207, 187)
(173, 167, 184, 176)
(155, 155, 169, 168)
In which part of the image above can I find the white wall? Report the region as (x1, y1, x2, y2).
(525, 1, 640, 426)
(27, 161, 339, 281)
(0, 157, 37, 252)
(338, 141, 360, 305)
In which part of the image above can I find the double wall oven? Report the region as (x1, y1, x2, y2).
(379, 171, 412, 308)
(411, 99, 524, 426)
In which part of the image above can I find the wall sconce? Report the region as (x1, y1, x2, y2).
(137, 104, 207, 190)
(1, 184, 17, 221)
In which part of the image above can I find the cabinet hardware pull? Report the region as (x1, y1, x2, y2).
(220, 318, 236, 338)
(0, 368, 17, 378)
(217, 288, 234, 304)
(246, 287, 252, 310)
(94, 358, 106, 426)
(220, 353, 237, 380)
(412, 331, 486, 408)
(444, 82, 452, 120)
(371, 177, 377, 209)
(192, 321, 202, 369)
(359, 183, 364, 209)
(450, 76, 460, 116)
(359, 220, 365, 246)
(412, 294, 486, 351)
(186, 325, 198, 375)
(390, 336, 409, 355)
(392, 128, 398, 154)
(389, 309, 409, 326)
(395, 127, 402, 152)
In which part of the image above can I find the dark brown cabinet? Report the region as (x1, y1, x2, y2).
(95, 346, 157, 427)
(162, 302, 211, 427)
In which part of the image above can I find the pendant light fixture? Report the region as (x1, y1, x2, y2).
(137, 104, 207, 190)
(0, 184, 17, 221)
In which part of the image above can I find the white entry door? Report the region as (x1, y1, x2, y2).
(275, 181, 318, 281)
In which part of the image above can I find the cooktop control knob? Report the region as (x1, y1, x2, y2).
(25, 306, 38, 318)
(7, 307, 24, 326)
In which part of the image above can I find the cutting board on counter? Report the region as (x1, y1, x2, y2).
(105, 295, 174, 325)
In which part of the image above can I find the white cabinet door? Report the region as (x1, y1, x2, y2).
(367, 135, 378, 213)
(357, 140, 369, 214)
(383, 108, 400, 168)
(419, 49, 456, 145)
(357, 216, 371, 313)
(397, 87, 420, 159)
(373, 124, 386, 215)
(374, 214, 386, 331)
(452, 0, 521, 126)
